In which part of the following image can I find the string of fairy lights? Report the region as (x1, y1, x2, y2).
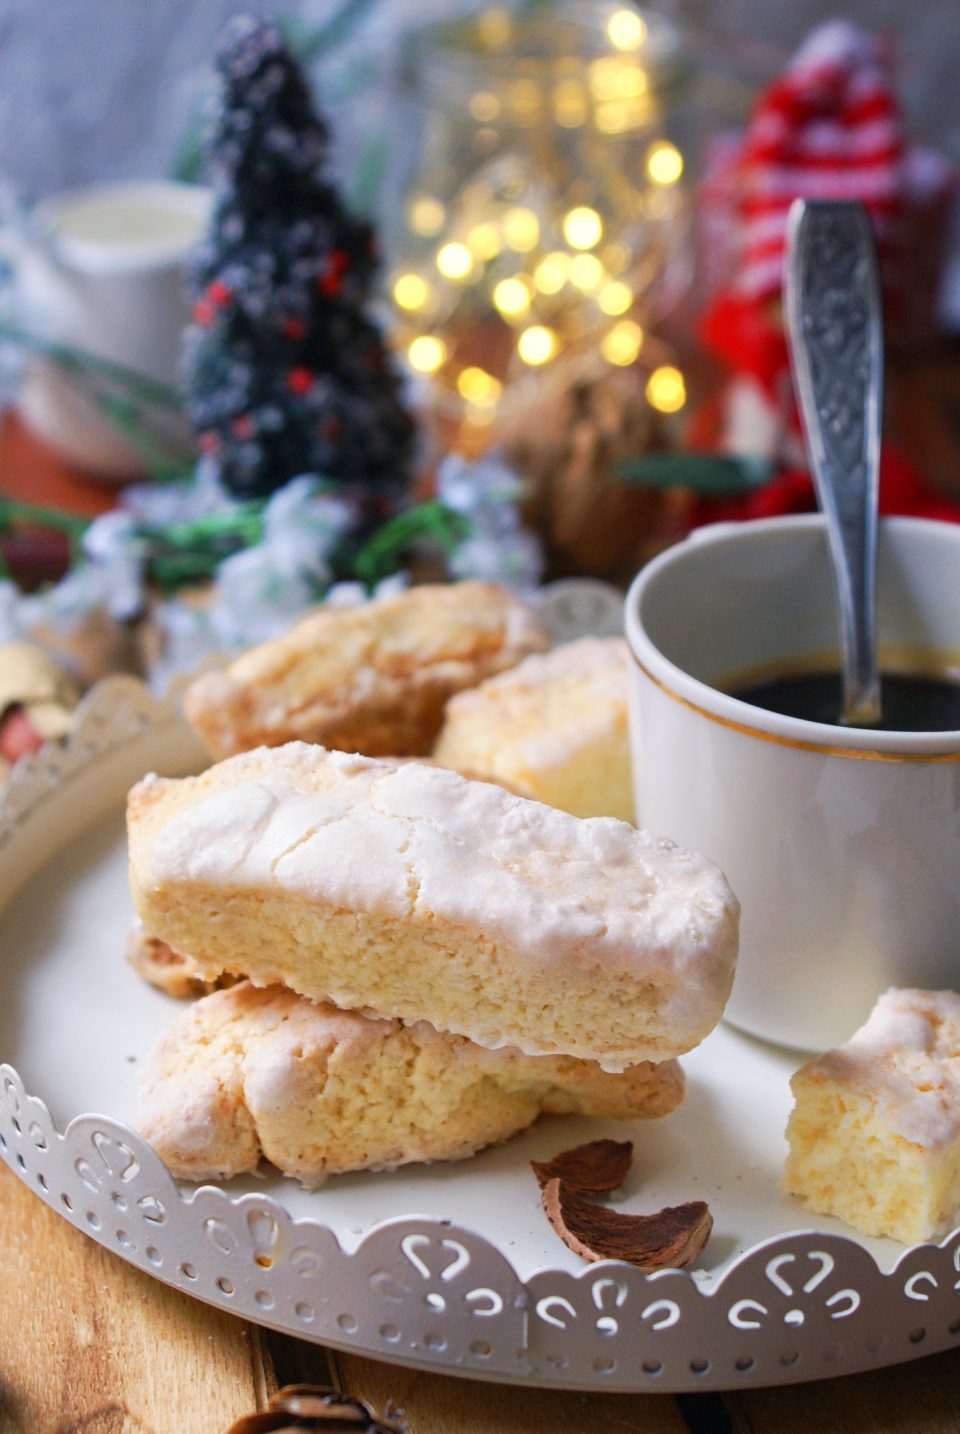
(389, 5, 690, 439)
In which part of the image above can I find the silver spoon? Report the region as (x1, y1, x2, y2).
(785, 197, 883, 726)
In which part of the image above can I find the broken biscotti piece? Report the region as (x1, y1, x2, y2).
(125, 921, 239, 1000)
(127, 744, 739, 1070)
(783, 988, 960, 1244)
(138, 982, 685, 1185)
(434, 636, 634, 822)
(184, 580, 550, 760)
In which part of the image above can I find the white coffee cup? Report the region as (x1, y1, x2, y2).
(625, 514, 960, 1053)
(11, 179, 211, 478)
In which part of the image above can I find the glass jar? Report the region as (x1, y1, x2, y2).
(388, 2, 694, 458)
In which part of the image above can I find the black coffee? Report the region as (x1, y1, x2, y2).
(728, 670, 960, 733)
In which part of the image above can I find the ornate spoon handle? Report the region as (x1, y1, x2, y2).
(785, 198, 883, 726)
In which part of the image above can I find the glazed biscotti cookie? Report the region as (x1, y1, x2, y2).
(138, 982, 684, 1185)
(184, 581, 550, 760)
(434, 636, 634, 822)
(127, 745, 739, 1069)
(784, 988, 960, 1244)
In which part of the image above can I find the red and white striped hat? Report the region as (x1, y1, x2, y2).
(734, 21, 903, 303)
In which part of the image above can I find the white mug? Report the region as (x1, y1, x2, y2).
(625, 515, 960, 1052)
(11, 179, 211, 478)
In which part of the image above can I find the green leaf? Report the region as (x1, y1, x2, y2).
(353, 501, 470, 588)
(617, 453, 776, 496)
(347, 133, 387, 215)
(170, 114, 208, 185)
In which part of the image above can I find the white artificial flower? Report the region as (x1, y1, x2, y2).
(436, 452, 526, 513)
(260, 475, 352, 585)
(436, 450, 543, 593)
(80, 510, 147, 621)
(449, 530, 543, 594)
(121, 473, 230, 528)
(210, 543, 319, 650)
(148, 601, 220, 696)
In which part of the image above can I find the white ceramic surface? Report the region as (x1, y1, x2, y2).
(12, 179, 210, 477)
(625, 515, 960, 1053)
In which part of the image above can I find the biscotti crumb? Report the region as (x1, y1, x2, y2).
(784, 988, 960, 1243)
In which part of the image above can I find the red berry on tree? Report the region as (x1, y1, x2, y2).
(287, 367, 314, 395)
(283, 316, 307, 341)
(207, 279, 232, 307)
(232, 414, 255, 439)
(193, 299, 216, 326)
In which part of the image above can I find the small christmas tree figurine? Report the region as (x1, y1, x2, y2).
(182, 15, 415, 515)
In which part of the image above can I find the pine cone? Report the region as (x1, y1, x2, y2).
(225, 1385, 406, 1434)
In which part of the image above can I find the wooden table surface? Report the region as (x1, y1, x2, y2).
(2, 412, 960, 1433)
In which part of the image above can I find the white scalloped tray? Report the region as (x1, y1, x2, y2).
(1, 676, 958, 1392)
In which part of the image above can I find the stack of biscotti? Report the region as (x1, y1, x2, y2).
(128, 744, 739, 1187)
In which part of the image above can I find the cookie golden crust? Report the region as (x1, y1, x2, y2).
(137, 982, 685, 1185)
(184, 581, 550, 760)
(125, 922, 240, 1000)
(127, 744, 739, 1070)
(434, 636, 634, 822)
(783, 988, 960, 1244)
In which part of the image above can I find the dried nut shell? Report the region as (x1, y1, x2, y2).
(531, 1138, 634, 1194)
(541, 1177, 713, 1271)
(224, 1385, 407, 1434)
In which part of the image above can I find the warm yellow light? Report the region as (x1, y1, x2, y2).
(647, 141, 684, 186)
(598, 280, 633, 315)
(436, 242, 474, 280)
(517, 325, 558, 365)
(553, 79, 587, 128)
(617, 65, 648, 98)
(563, 206, 603, 250)
(602, 319, 644, 366)
(492, 276, 531, 318)
(457, 366, 502, 405)
(465, 402, 497, 429)
(607, 8, 647, 49)
(408, 336, 446, 373)
(507, 79, 541, 122)
(533, 252, 568, 294)
(588, 57, 622, 100)
(392, 273, 429, 311)
(478, 7, 511, 48)
(408, 195, 445, 237)
(469, 90, 501, 122)
(569, 253, 604, 291)
(467, 223, 502, 260)
(595, 102, 630, 135)
(503, 207, 540, 253)
(646, 364, 686, 411)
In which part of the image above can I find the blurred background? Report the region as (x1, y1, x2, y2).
(0, 0, 958, 709)
(1, 1, 958, 200)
